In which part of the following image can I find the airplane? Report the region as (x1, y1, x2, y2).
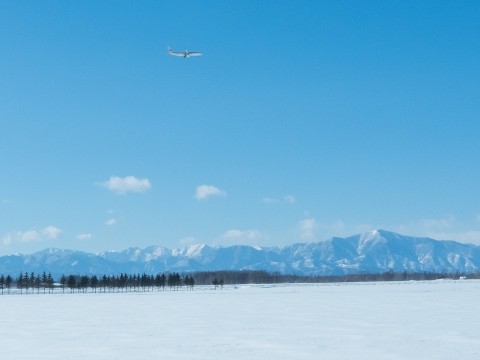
(168, 47, 203, 58)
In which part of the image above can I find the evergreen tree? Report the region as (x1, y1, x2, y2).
(90, 275, 99, 293)
(0, 275, 4, 295)
(174, 273, 182, 290)
(41, 271, 48, 294)
(6, 275, 12, 294)
(131, 274, 138, 291)
(34, 273, 41, 294)
(140, 273, 148, 291)
(160, 273, 166, 290)
(184, 275, 195, 290)
(149, 275, 155, 291)
(17, 272, 24, 294)
(154, 274, 163, 291)
(119, 274, 127, 292)
(167, 273, 175, 290)
(128, 275, 134, 292)
(107, 275, 113, 292)
(60, 274, 67, 293)
(79, 275, 89, 293)
(24, 272, 30, 294)
(101, 275, 108, 293)
(29, 272, 36, 291)
(47, 273, 54, 293)
(67, 275, 77, 293)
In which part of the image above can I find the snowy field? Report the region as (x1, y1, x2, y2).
(1, 280, 479, 359)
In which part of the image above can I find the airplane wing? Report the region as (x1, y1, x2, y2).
(168, 50, 186, 57)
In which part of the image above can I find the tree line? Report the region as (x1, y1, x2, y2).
(189, 269, 480, 285)
(0, 272, 195, 294)
(0, 272, 55, 294)
(1, 269, 479, 295)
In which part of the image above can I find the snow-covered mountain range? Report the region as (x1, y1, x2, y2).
(1, 230, 480, 278)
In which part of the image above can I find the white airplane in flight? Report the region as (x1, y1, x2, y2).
(168, 47, 203, 58)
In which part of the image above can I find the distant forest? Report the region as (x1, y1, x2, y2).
(1, 269, 480, 295)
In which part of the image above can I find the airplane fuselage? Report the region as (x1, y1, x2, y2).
(168, 47, 202, 58)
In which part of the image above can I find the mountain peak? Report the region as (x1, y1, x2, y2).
(1, 231, 479, 277)
(359, 229, 406, 241)
(368, 229, 398, 237)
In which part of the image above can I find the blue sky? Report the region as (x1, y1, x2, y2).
(1, 1, 480, 255)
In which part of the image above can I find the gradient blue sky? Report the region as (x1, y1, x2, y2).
(1, 1, 480, 255)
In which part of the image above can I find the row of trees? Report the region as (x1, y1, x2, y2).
(168, 269, 480, 285)
(0, 272, 55, 294)
(2, 269, 479, 295)
(0, 274, 13, 294)
(0, 272, 195, 294)
(56, 272, 195, 293)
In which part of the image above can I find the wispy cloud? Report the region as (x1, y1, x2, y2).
(261, 197, 278, 205)
(218, 229, 264, 246)
(105, 218, 117, 226)
(99, 176, 151, 195)
(406, 215, 480, 244)
(19, 230, 41, 242)
(262, 195, 297, 205)
(428, 231, 480, 244)
(420, 215, 455, 230)
(223, 229, 261, 240)
(1, 226, 62, 246)
(2, 233, 12, 246)
(284, 195, 296, 204)
(318, 219, 347, 234)
(298, 218, 317, 240)
(179, 236, 198, 246)
(289, 215, 480, 245)
(195, 185, 227, 200)
(76, 233, 93, 240)
(383, 215, 480, 245)
(43, 226, 62, 239)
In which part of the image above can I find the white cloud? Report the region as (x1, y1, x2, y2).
(284, 195, 296, 204)
(319, 219, 347, 234)
(421, 215, 455, 230)
(2, 233, 12, 246)
(179, 236, 198, 246)
(218, 229, 264, 246)
(379, 216, 480, 245)
(1, 225, 63, 246)
(43, 226, 62, 239)
(302, 220, 376, 242)
(299, 217, 318, 240)
(447, 231, 480, 245)
(321, 220, 480, 246)
(19, 230, 41, 242)
(100, 176, 151, 195)
(223, 229, 261, 239)
(76, 233, 93, 240)
(262, 195, 296, 205)
(261, 197, 278, 205)
(195, 185, 227, 200)
(105, 218, 117, 226)
(415, 230, 480, 246)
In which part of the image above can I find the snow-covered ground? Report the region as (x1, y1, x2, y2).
(1, 280, 479, 359)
